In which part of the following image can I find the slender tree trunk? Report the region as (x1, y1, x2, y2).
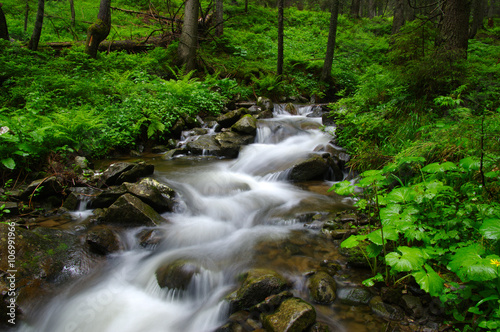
(391, 0, 405, 34)
(350, 0, 361, 18)
(85, 0, 111, 58)
(438, 0, 472, 58)
(245, 0, 248, 12)
(368, 0, 376, 18)
(24, 0, 29, 32)
(215, 0, 223, 36)
(28, 0, 44, 51)
(469, 0, 486, 38)
(321, 0, 340, 82)
(404, 0, 415, 21)
(0, 3, 9, 40)
(68, 0, 76, 27)
(277, 0, 284, 76)
(178, 0, 199, 72)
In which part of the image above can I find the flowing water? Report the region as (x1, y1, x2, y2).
(18, 105, 387, 332)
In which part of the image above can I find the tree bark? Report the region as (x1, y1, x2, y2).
(391, 0, 405, 34)
(28, 0, 44, 51)
(350, 0, 361, 18)
(321, 0, 340, 82)
(68, 0, 76, 27)
(368, 0, 376, 18)
(438, 0, 472, 58)
(215, 0, 223, 36)
(0, 3, 9, 41)
(277, 0, 284, 76)
(24, 0, 29, 32)
(245, 0, 248, 12)
(178, 0, 199, 72)
(469, 0, 486, 38)
(85, 0, 112, 58)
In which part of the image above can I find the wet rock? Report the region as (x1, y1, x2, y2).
(171, 117, 186, 138)
(98, 193, 165, 227)
(20, 176, 63, 201)
(325, 155, 344, 181)
(369, 296, 405, 321)
(319, 260, 341, 276)
(62, 192, 79, 211)
(257, 97, 274, 112)
(138, 228, 166, 248)
(401, 295, 424, 318)
(90, 185, 128, 209)
(86, 225, 122, 255)
(308, 322, 331, 332)
(186, 135, 223, 156)
(380, 287, 403, 305)
(322, 113, 335, 127)
(339, 244, 371, 269)
(284, 103, 298, 115)
(156, 259, 201, 290)
(337, 287, 373, 305)
(183, 114, 202, 129)
(261, 297, 316, 332)
(123, 178, 176, 213)
(100, 162, 135, 186)
(115, 162, 154, 185)
(217, 108, 246, 128)
(228, 269, 290, 314)
(288, 154, 329, 182)
(253, 291, 294, 314)
(307, 271, 337, 304)
(74, 156, 90, 172)
(231, 114, 257, 135)
(215, 131, 255, 148)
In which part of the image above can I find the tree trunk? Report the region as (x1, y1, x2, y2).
(24, 0, 29, 32)
(245, 0, 248, 12)
(0, 3, 9, 41)
(438, 0, 472, 58)
(404, 0, 415, 21)
(178, 0, 199, 72)
(321, 0, 340, 82)
(85, 0, 112, 58)
(391, 0, 405, 34)
(68, 0, 76, 27)
(277, 0, 284, 76)
(368, 0, 376, 18)
(215, 0, 223, 36)
(350, 0, 361, 18)
(469, 0, 486, 38)
(28, 0, 44, 51)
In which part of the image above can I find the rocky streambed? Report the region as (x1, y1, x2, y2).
(1, 101, 446, 332)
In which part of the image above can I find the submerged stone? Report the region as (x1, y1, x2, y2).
(156, 259, 201, 290)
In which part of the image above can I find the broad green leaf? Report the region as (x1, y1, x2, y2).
(422, 162, 444, 173)
(412, 264, 445, 297)
(340, 234, 366, 249)
(386, 187, 417, 203)
(485, 171, 499, 179)
(396, 156, 426, 166)
(380, 203, 401, 221)
(448, 244, 498, 282)
(367, 226, 399, 245)
(459, 157, 480, 171)
(1, 158, 15, 170)
(386, 246, 426, 272)
(359, 170, 386, 187)
(328, 180, 355, 196)
(381, 204, 418, 228)
(366, 243, 383, 258)
(480, 219, 500, 240)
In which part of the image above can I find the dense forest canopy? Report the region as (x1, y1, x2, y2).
(1, 0, 500, 330)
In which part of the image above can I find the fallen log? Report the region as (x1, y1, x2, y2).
(41, 39, 162, 53)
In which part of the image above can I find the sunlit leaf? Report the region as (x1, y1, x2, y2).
(386, 246, 426, 272)
(459, 157, 480, 171)
(362, 273, 384, 287)
(448, 244, 498, 282)
(422, 163, 443, 173)
(367, 226, 399, 245)
(480, 219, 500, 240)
(328, 180, 355, 196)
(412, 264, 445, 297)
(1, 158, 15, 170)
(386, 187, 417, 203)
(340, 234, 366, 249)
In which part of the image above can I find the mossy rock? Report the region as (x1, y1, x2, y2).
(307, 271, 337, 304)
(261, 297, 316, 332)
(231, 114, 257, 135)
(155, 259, 201, 290)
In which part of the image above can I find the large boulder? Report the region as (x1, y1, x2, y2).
(261, 297, 316, 332)
(257, 97, 274, 112)
(85, 225, 122, 255)
(100, 162, 154, 187)
(123, 178, 176, 213)
(217, 108, 246, 128)
(231, 114, 257, 135)
(19, 176, 63, 201)
(186, 135, 223, 156)
(98, 193, 166, 227)
(155, 259, 201, 290)
(90, 185, 128, 209)
(307, 271, 337, 304)
(228, 269, 290, 314)
(288, 154, 329, 182)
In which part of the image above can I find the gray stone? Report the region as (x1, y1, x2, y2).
(261, 297, 316, 332)
(337, 287, 373, 305)
(401, 295, 424, 318)
(228, 269, 290, 314)
(20, 176, 63, 201)
(156, 259, 201, 290)
(98, 193, 165, 227)
(256, 97, 274, 112)
(86, 225, 122, 255)
(307, 271, 337, 304)
(288, 154, 329, 182)
(217, 108, 246, 128)
(369, 296, 405, 321)
(231, 114, 257, 135)
(91, 185, 128, 209)
(123, 178, 176, 213)
(115, 162, 154, 185)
